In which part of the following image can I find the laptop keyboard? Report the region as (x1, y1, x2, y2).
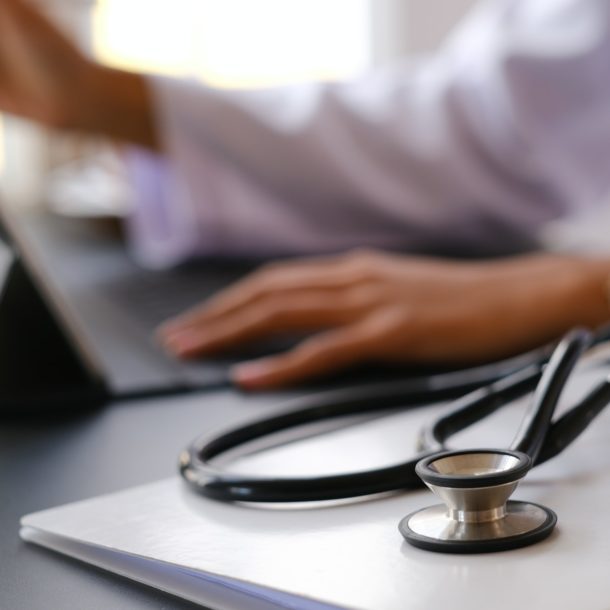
(99, 262, 300, 360)
(102, 263, 252, 328)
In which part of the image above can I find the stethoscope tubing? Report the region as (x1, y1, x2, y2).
(180, 327, 610, 503)
(511, 328, 590, 460)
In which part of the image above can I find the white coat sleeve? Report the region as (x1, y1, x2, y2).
(127, 0, 610, 266)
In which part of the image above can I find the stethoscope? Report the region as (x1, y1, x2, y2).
(180, 327, 610, 553)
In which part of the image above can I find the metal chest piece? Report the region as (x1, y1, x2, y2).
(399, 449, 557, 553)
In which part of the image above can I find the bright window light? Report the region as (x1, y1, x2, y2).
(93, 0, 372, 88)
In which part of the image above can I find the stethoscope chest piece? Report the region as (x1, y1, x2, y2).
(399, 449, 557, 553)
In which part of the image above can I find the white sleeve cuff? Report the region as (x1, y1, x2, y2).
(124, 149, 204, 269)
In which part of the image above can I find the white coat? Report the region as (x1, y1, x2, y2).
(127, 0, 610, 267)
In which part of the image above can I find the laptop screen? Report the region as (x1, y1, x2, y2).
(0, 200, 107, 414)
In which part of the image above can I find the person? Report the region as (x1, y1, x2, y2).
(2, 0, 610, 389)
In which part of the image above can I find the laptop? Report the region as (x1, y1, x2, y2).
(0, 200, 270, 414)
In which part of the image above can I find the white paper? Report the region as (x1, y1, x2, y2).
(20, 362, 610, 610)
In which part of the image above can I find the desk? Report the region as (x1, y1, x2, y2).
(0, 388, 293, 610)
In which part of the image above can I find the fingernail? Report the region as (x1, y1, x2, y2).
(158, 322, 187, 339)
(232, 361, 272, 388)
(159, 329, 187, 347)
(162, 332, 202, 356)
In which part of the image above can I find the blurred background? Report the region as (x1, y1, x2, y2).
(0, 0, 476, 216)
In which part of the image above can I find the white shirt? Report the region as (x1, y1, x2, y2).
(126, 0, 610, 268)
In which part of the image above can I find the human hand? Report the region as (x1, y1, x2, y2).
(158, 249, 610, 390)
(0, 0, 156, 146)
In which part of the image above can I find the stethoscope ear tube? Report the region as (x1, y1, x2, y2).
(417, 364, 543, 453)
(535, 373, 610, 465)
(511, 328, 593, 461)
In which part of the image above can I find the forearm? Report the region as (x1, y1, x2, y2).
(70, 64, 159, 150)
(463, 254, 610, 362)
(530, 255, 610, 334)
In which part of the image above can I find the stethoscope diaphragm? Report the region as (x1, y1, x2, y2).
(398, 449, 557, 553)
(399, 500, 557, 553)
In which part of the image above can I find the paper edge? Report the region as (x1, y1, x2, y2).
(20, 525, 347, 610)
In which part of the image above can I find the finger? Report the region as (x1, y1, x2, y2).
(159, 254, 374, 337)
(161, 292, 368, 358)
(159, 267, 348, 335)
(230, 322, 383, 390)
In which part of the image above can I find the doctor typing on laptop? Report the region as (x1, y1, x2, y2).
(2, 0, 610, 389)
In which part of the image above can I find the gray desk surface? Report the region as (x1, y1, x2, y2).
(0, 389, 294, 610)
